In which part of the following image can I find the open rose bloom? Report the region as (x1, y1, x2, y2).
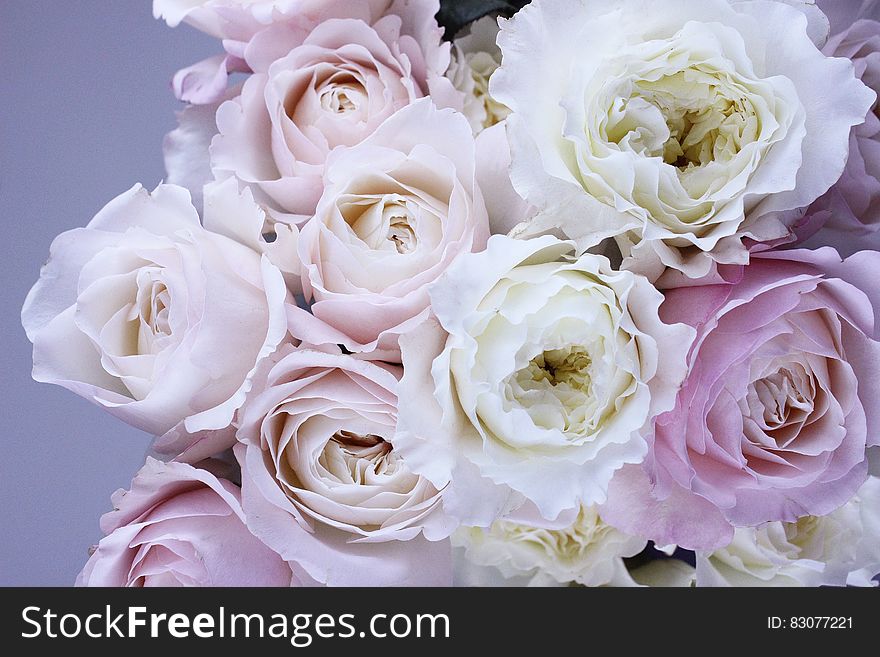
(20, 0, 880, 586)
(77, 459, 297, 587)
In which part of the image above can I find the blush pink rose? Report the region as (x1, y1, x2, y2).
(207, 3, 459, 224)
(154, 0, 396, 41)
(602, 247, 880, 549)
(293, 100, 489, 359)
(77, 459, 297, 587)
(235, 342, 455, 586)
(796, 20, 880, 256)
(155, 0, 405, 104)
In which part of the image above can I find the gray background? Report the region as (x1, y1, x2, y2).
(1, 2, 215, 585)
(0, 1, 871, 585)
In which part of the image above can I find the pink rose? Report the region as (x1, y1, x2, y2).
(236, 343, 454, 586)
(293, 100, 489, 358)
(155, 0, 405, 104)
(797, 20, 880, 256)
(154, 0, 396, 41)
(602, 248, 880, 549)
(21, 182, 290, 462)
(207, 4, 459, 224)
(77, 459, 296, 587)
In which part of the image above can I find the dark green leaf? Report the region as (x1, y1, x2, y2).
(436, 0, 531, 40)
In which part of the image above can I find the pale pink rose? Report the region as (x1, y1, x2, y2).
(155, 0, 407, 104)
(294, 100, 489, 359)
(602, 247, 880, 549)
(206, 5, 459, 225)
(154, 0, 397, 41)
(796, 19, 880, 256)
(77, 459, 296, 587)
(235, 343, 454, 586)
(21, 182, 290, 462)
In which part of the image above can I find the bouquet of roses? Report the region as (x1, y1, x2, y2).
(21, 0, 880, 587)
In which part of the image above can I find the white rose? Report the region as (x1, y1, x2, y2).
(21, 181, 289, 461)
(454, 503, 646, 587)
(491, 0, 874, 280)
(445, 16, 509, 133)
(695, 476, 880, 586)
(394, 234, 694, 523)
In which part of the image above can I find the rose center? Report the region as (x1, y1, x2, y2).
(146, 282, 172, 337)
(133, 268, 173, 356)
(347, 194, 419, 254)
(750, 367, 813, 432)
(527, 347, 593, 390)
(507, 344, 606, 437)
(606, 70, 757, 170)
(317, 72, 367, 116)
(319, 430, 399, 485)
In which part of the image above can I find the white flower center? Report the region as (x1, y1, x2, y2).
(504, 333, 624, 441)
(130, 267, 175, 359)
(526, 347, 593, 389)
(511, 347, 598, 435)
(606, 71, 758, 171)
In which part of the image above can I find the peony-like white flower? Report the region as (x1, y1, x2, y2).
(394, 234, 695, 524)
(293, 100, 489, 359)
(491, 0, 874, 280)
(454, 503, 646, 586)
(235, 343, 454, 586)
(21, 181, 289, 462)
(695, 476, 880, 586)
(444, 16, 509, 134)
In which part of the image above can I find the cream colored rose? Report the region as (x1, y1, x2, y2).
(445, 16, 509, 133)
(492, 0, 874, 280)
(454, 504, 646, 586)
(695, 476, 880, 586)
(394, 235, 694, 524)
